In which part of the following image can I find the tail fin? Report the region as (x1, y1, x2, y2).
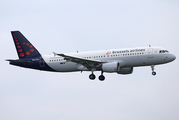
(11, 31, 41, 59)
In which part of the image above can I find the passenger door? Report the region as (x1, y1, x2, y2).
(148, 48, 153, 58)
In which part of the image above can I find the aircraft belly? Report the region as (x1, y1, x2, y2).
(120, 55, 158, 67)
(124, 54, 170, 67)
(120, 56, 142, 67)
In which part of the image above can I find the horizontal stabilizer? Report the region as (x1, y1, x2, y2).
(6, 59, 30, 63)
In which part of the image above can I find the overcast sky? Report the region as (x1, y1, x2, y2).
(0, 0, 179, 120)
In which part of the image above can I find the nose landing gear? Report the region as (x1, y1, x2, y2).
(151, 65, 156, 76)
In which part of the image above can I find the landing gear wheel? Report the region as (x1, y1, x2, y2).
(152, 71, 156, 76)
(99, 75, 105, 81)
(89, 74, 96, 80)
(151, 65, 156, 76)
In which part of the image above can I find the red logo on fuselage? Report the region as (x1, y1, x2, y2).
(106, 51, 111, 54)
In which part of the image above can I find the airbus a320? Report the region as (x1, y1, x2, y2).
(6, 31, 176, 81)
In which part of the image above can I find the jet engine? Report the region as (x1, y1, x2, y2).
(117, 67, 133, 74)
(102, 62, 120, 73)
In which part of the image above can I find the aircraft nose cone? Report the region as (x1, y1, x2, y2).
(170, 54, 176, 61)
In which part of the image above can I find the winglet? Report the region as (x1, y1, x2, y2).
(53, 52, 57, 56)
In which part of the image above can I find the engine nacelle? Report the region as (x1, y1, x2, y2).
(102, 62, 120, 73)
(117, 67, 133, 74)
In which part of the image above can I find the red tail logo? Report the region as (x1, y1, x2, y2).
(13, 33, 35, 58)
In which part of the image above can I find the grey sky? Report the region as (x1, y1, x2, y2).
(0, 0, 179, 120)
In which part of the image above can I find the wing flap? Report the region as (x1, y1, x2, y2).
(56, 53, 101, 63)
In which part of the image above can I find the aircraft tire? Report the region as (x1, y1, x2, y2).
(152, 71, 156, 76)
(99, 75, 105, 81)
(89, 74, 96, 80)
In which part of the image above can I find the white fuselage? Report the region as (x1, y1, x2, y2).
(42, 46, 175, 72)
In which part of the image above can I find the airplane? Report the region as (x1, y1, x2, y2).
(6, 31, 176, 81)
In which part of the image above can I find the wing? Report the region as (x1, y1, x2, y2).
(53, 52, 107, 69)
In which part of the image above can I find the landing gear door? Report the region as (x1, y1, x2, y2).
(148, 48, 153, 58)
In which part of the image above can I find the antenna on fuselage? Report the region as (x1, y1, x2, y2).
(149, 45, 151, 47)
(76, 51, 79, 53)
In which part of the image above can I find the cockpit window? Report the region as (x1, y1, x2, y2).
(159, 50, 169, 53)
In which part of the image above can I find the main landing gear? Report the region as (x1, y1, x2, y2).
(151, 65, 156, 76)
(89, 71, 105, 81)
(89, 73, 96, 80)
(99, 71, 105, 81)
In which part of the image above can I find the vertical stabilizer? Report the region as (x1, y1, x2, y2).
(11, 31, 41, 59)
